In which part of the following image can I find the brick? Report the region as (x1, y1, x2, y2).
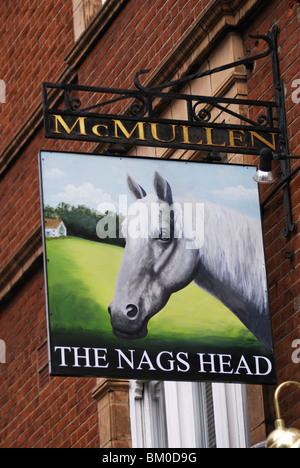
(243, 0, 300, 429)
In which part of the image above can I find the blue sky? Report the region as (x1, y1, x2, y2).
(40, 151, 261, 219)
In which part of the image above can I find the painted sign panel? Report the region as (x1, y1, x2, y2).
(39, 151, 276, 384)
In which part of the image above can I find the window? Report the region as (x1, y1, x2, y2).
(72, 0, 108, 41)
(130, 380, 250, 448)
(194, 382, 216, 448)
(129, 381, 168, 448)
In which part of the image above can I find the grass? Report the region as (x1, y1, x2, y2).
(45, 236, 264, 353)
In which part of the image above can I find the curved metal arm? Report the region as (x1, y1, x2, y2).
(262, 165, 300, 208)
(274, 381, 300, 420)
(134, 27, 277, 93)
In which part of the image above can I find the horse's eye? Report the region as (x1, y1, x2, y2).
(158, 229, 171, 242)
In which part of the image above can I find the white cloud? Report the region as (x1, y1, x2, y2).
(211, 185, 257, 201)
(44, 167, 67, 179)
(52, 182, 113, 210)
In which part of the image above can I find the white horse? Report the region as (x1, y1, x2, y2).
(108, 171, 272, 350)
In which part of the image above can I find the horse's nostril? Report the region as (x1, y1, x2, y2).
(126, 304, 139, 319)
(108, 306, 112, 316)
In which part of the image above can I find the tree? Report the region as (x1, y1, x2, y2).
(44, 203, 125, 246)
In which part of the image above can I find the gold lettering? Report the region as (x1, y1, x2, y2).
(113, 120, 146, 140)
(150, 123, 176, 143)
(249, 131, 277, 151)
(92, 124, 109, 137)
(180, 125, 203, 145)
(205, 127, 226, 147)
(228, 130, 247, 148)
(53, 115, 87, 135)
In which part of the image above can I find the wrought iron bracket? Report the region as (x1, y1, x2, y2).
(268, 25, 296, 239)
(42, 25, 295, 237)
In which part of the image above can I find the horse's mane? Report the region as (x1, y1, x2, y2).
(122, 195, 267, 316)
(197, 200, 268, 317)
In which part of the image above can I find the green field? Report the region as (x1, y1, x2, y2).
(45, 236, 264, 352)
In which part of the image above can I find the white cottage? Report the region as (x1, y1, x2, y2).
(45, 217, 67, 238)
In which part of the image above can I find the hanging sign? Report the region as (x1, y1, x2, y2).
(39, 150, 276, 384)
(42, 27, 283, 157)
(42, 79, 280, 156)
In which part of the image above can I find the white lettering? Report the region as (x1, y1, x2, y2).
(54, 346, 71, 367)
(0, 339, 6, 363)
(219, 354, 234, 374)
(0, 79, 6, 103)
(147, 453, 197, 463)
(73, 347, 92, 367)
(198, 353, 217, 373)
(55, 346, 109, 368)
(291, 339, 300, 364)
(156, 351, 175, 372)
(93, 348, 109, 368)
(235, 355, 253, 375)
(96, 208, 117, 239)
(292, 79, 300, 104)
(254, 355, 272, 376)
(136, 350, 156, 371)
(95, 195, 204, 248)
(176, 352, 190, 372)
(184, 202, 205, 249)
(52, 347, 274, 380)
(115, 349, 191, 372)
(102, 454, 137, 465)
(116, 348, 135, 369)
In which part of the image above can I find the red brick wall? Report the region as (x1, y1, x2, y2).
(1, 0, 220, 447)
(79, 0, 210, 90)
(0, 271, 99, 447)
(243, 0, 300, 428)
(0, 0, 100, 448)
(0, 0, 75, 152)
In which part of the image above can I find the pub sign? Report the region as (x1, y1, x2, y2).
(39, 150, 276, 384)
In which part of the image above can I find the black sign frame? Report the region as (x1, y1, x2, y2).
(39, 150, 277, 384)
(42, 26, 286, 157)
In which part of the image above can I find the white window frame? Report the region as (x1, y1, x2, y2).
(129, 380, 250, 449)
(212, 382, 250, 448)
(129, 380, 168, 448)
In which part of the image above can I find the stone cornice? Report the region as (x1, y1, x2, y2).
(136, 0, 264, 92)
(92, 378, 130, 402)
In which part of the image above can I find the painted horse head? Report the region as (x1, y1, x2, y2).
(108, 171, 201, 339)
(108, 170, 272, 351)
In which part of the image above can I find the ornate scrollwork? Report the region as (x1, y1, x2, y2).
(128, 97, 148, 118)
(65, 91, 148, 118)
(192, 103, 211, 122)
(257, 115, 271, 127)
(70, 96, 82, 111)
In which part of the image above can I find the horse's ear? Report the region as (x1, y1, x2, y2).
(127, 174, 147, 200)
(153, 171, 173, 206)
